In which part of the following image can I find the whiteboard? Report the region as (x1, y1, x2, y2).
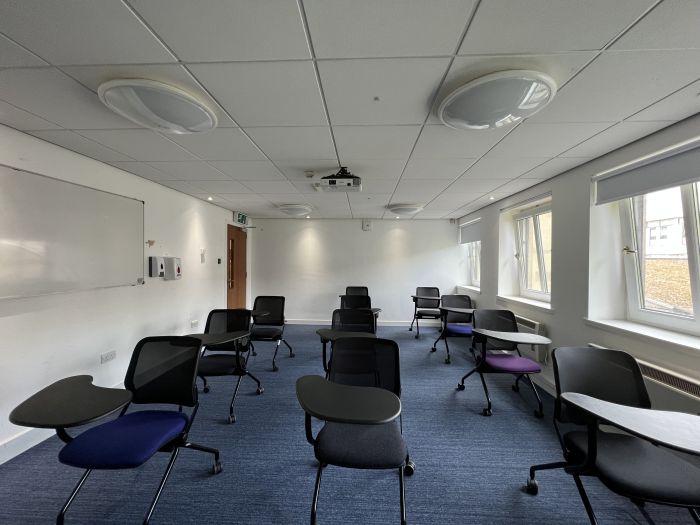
(0, 165, 144, 300)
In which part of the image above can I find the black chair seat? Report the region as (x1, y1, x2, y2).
(565, 431, 700, 507)
(416, 309, 440, 317)
(251, 326, 283, 340)
(315, 421, 407, 469)
(197, 354, 246, 376)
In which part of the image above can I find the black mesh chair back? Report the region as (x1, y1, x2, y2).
(472, 309, 517, 351)
(340, 294, 372, 309)
(331, 308, 376, 333)
(124, 336, 201, 407)
(346, 286, 369, 296)
(205, 309, 251, 350)
(253, 296, 285, 326)
(415, 287, 440, 309)
(329, 337, 401, 398)
(553, 346, 651, 424)
(441, 294, 472, 323)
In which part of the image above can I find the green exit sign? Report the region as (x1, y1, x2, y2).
(236, 212, 248, 225)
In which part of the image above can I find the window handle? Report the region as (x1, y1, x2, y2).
(623, 246, 637, 254)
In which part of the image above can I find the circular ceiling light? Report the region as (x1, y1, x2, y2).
(278, 203, 313, 216)
(437, 70, 557, 131)
(98, 79, 217, 134)
(387, 203, 424, 215)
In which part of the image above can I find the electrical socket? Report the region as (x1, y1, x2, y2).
(191, 319, 199, 328)
(100, 350, 116, 364)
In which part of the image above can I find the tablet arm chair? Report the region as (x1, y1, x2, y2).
(345, 286, 369, 296)
(301, 337, 413, 525)
(321, 308, 377, 373)
(250, 296, 294, 372)
(456, 309, 543, 417)
(431, 294, 472, 364)
(526, 346, 700, 524)
(56, 336, 221, 525)
(340, 294, 372, 309)
(197, 309, 263, 424)
(409, 286, 440, 339)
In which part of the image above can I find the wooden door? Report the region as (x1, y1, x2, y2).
(227, 224, 246, 308)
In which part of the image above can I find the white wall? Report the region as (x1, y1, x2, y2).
(251, 219, 460, 323)
(459, 114, 700, 411)
(0, 125, 235, 462)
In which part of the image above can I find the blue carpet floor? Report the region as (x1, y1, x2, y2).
(0, 324, 692, 524)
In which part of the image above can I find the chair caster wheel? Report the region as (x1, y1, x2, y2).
(203, 386, 210, 393)
(512, 384, 519, 392)
(404, 461, 416, 476)
(252, 351, 257, 356)
(290, 353, 296, 358)
(228, 415, 236, 424)
(408, 327, 412, 332)
(444, 357, 451, 364)
(534, 410, 544, 419)
(456, 383, 465, 391)
(256, 387, 264, 395)
(212, 461, 223, 474)
(430, 347, 436, 353)
(526, 478, 538, 495)
(482, 408, 492, 417)
(414, 334, 419, 339)
(272, 365, 279, 372)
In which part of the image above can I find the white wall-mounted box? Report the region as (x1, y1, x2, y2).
(163, 257, 182, 280)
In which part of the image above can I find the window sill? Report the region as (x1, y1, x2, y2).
(457, 285, 480, 295)
(585, 318, 700, 354)
(497, 295, 553, 314)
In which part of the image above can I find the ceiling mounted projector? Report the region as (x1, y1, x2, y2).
(387, 203, 424, 215)
(437, 70, 557, 130)
(314, 166, 362, 192)
(278, 203, 313, 216)
(98, 79, 218, 134)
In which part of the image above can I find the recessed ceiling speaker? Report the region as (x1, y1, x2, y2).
(437, 70, 557, 131)
(278, 203, 313, 216)
(387, 203, 424, 215)
(98, 79, 218, 134)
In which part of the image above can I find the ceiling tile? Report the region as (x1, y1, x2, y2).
(319, 58, 449, 125)
(412, 124, 509, 158)
(304, 0, 475, 58)
(529, 50, 700, 123)
(461, 157, 548, 180)
(167, 128, 265, 161)
(0, 100, 60, 130)
(109, 161, 171, 181)
(209, 161, 286, 181)
(262, 193, 311, 205)
(145, 161, 229, 181)
(348, 208, 385, 219)
(348, 193, 392, 205)
(612, 0, 700, 51)
(241, 180, 298, 194)
(291, 181, 320, 194)
(334, 125, 421, 161)
(393, 179, 454, 201)
(274, 160, 339, 181)
(519, 157, 592, 179)
(402, 158, 474, 179)
(427, 192, 481, 208)
(414, 210, 451, 219)
(78, 129, 195, 161)
(190, 62, 327, 126)
(460, 0, 655, 54)
(0, 0, 175, 65)
(61, 64, 236, 127)
(0, 33, 47, 67)
(487, 122, 611, 157)
(28, 130, 133, 162)
(0, 68, 134, 129)
(158, 180, 205, 194)
(559, 121, 673, 158)
(359, 178, 400, 194)
(217, 193, 267, 204)
(245, 126, 336, 160)
(130, 0, 310, 61)
(341, 159, 407, 180)
(190, 180, 252, 194)
(628, 79, 700, 122)
(497, 178, 547, 194)
(447, 177, 514, 194)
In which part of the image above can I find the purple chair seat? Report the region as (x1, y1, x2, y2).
(446, 323, 472, 335)
(484, 353, 541, 373)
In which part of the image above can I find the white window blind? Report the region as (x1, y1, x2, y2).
(459, 218, 481, 244)
(594, 139, 700, 205)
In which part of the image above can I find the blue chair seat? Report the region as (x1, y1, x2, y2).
(58, 411, 189, 469)
(446, 323, 473, 335)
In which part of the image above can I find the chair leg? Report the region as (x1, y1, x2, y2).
(57, 469, 92, 525)
(456, 366, 478, 390)
(246, 370, 264, 395)
(182, 441, 221, 467)
(415, 317, 420, 339)
(399, 466, 407, 525)
(272, 340, 280, 371)
(478, 372, 492, 416)
(689, 508, 700, 525)
(409, 315, 415, 332)
(228, 376, 243, 423)
(512, 374, 523, 392)
(572, 474, 599, 525)
(250, 342, 257, 356)
(311, 463, 325, 525)
(524, 374, 544, 418)
(443, 337, 451, 364)
(282, 338, 295, 357)
(200, 375, 209, 394)
(143, 448, 180, 525)
(525, 460, 570, 494)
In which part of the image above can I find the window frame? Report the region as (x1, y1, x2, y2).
(463, 240, 481, 289)
(619, 182, 700, 335)
(513, 203, 552, 302)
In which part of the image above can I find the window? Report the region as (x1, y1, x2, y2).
(620, 183, 700, 333)
(464, 240, 481, 287)
(514, 205, 552, 301)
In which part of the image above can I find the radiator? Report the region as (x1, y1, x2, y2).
(588, 343, 700, 400)
(515, 314, 548, 364)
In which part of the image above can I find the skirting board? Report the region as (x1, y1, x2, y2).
(286, 319, 442, 327)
